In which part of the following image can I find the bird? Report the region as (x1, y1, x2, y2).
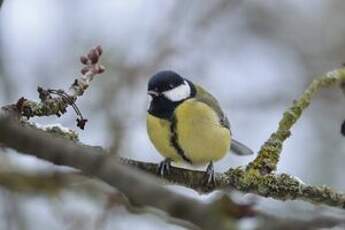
(146, 70, 253, 184)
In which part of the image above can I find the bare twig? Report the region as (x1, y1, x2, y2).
(1, 46, 105, 129)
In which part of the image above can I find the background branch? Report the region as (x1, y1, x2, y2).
(0, 170, 78, 194)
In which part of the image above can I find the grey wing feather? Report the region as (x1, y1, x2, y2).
(231, 139, 253, 155)
(194, 85, 230, 129)
(194, 85, 253, 156)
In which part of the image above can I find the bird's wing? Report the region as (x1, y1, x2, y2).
(231, 139, 254, 155)
(194, 85, 230, 129)
(194, 85, 253, 156)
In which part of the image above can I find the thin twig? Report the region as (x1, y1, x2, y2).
(1, 46, 105, 129)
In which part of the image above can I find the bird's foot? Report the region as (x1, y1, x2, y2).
(158, 158, 171, 177)
(204, 161, 216, 187)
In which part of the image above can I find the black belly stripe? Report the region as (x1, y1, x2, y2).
(169, 116, 192, 163)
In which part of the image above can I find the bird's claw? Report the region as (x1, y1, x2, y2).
(158, 158, 171, 177)
(204, 161, 216, 186)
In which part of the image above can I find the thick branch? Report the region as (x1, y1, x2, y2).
(0, 118, 255, 230)
(0, 171, 77, 194)
(257, 213, 345, 230)
(1, 117, 345, 213)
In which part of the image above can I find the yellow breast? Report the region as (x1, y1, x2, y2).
(146, 114, 182, 162)
(174, 99, 231, 165)
(147, 99, 231, 165)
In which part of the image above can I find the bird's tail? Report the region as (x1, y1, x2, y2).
(231, 139, 253, 156)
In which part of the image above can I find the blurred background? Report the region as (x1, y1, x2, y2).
(1, 0, 345, 229)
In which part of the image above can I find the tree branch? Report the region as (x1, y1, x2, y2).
(121, 159, 345, 208)
(257, 213, 345, 230)
(0, 118, 256, 230)
(0, 171, 77, 194)
(247, 68, 345, 174)
(1, 68, 345, 212)
(1, 43, 345, 228)
(1, 46, 105, 129)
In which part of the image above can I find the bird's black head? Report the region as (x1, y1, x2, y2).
(147, 70, 196, 119)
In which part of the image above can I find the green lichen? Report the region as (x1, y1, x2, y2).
(22, 121, 79, 142)
(247, 68, 345, 174)
(23, 97, 70, 118)
(300, 185, 345, 208)
(46, 126, 79, 142)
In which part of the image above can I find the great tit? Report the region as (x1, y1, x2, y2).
(146, 70, 253, 183)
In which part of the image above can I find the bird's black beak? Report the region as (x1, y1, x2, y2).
(148, 90, 159, 97)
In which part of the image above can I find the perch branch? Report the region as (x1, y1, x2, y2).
(121, 159, 345, 208)
(0, 118, 255, 230)
(1, 115, 345, 211)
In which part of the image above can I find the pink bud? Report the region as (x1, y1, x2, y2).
(96, 45, 103, 56)
(87, 50, 99, 64)
(80, 56, 88, 65)
(97, 65, 105, 74)
(81, 67, 89, 75)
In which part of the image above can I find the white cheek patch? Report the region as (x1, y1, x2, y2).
(163, 81, 191, 102)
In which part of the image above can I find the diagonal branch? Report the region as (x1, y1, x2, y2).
(247, 68, 345, 174)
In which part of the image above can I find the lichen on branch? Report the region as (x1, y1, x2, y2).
(1, 45, 345, 229)
(1, 46, 105, 129)
(246, 68, 345, 174)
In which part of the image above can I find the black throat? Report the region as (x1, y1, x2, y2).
(148, 80, 196, 120)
